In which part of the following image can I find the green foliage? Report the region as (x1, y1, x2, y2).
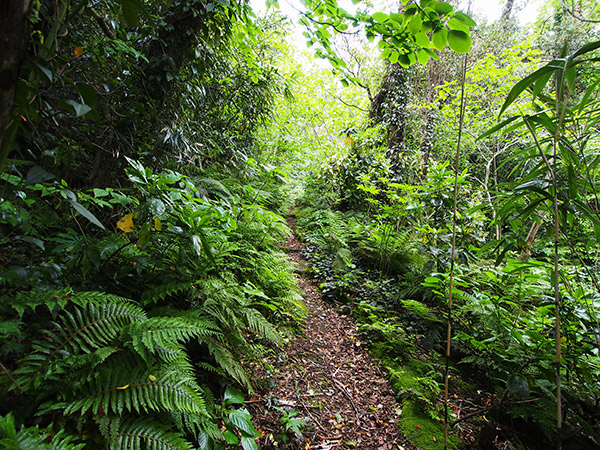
(1, 156, 303, 448)
(299, 0, 476, 80)
(0, 413, 85, 450)
(294, 34, 600, 446)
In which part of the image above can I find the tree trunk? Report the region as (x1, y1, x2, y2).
(500, 0, 515, 22)
(0, 0, 32, 170)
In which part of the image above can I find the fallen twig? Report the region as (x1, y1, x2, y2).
(332, 378, 361, 425)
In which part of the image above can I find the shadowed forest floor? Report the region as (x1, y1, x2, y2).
(247, 215, 420, 450)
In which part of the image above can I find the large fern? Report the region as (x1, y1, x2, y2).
(129, 315, 220, 363)
(13, 300, 146, 389)
(106, 417, 195, 450)
(6, 292, 220, 449)
(64, 361, 207, 416)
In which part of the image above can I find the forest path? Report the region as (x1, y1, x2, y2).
(247, 213, 418, 450)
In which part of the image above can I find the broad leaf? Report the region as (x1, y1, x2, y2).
(447, 30, 471, 53)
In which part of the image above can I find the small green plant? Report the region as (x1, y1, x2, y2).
(273, 406, 307, 443)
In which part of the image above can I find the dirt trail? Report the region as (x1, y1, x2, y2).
(248, 215, 418, 450)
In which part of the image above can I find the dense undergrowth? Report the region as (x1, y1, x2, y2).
(0, 1, 308, 448)
(0, 157, 306, 449)
(294, 125, 600, 449)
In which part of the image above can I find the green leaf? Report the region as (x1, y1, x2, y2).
(228, 409, 257, 436)
(508, 375, 530, 400)
(414, 32, 431, 48)
(408, 15, 422, 34)
(532, 71, 552, 99)
(422, 20, 436, 32)
(65, 100, 92, 117)
(34, 62, 53, 82)
(571, 39, 600, 58)
(432, 28, 447, 50)
(26, 165, 54, 185)
(499, 64, 556, 116)
(148, 198, 166, 216)
(416, 48, 430, 65)
(404, 3, 418, 15)
(389, 51, 399, 64)
(21, 236, 45, 250)
(224, 387, 245, 405)
(198, 432, 214, 450)
(432, 1, 453, 14)
(478, 115, 520, 140)
(224, 430, 239, 445)
(69, 200, 106, 230)
(565, 66, 576, 91)
(75, 83, 98, 110)
(398, 52, 415, 68)
(447, 29, 471, 53)
(371, 12, 388, 23)
(453, 11, 477, 27)
(121, 0, 139, 27)
(447, 16, 469, 32)
(241, 436, 258, 450)
(191, 235, 203, 255)
(138, 222, 151, 247)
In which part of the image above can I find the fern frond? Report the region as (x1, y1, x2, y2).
(69, 291, 135, 307)
(14, 301, 146, 387)
(194, 177, 232, 200)
(0, 413, 85, 450)
(129, 316, 220, 362)
(206, 341, 250, 389)
(141, 282, 195, 305)
(65, 366, 208, 416)
(108, 418, 194, 450)
(242, 308, 282, 345)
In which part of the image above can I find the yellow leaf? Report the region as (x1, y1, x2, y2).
(148, 375, 157, 381)
(345, 135, 355, 146)
(74, 46, 84, 57)
(116, 384, 129, 390)
(117, 213, 135, 232)
(153, 216, 161, 231)
(560, 336, 567, 343)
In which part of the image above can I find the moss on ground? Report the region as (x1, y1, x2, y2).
(398, 400, 462, 450)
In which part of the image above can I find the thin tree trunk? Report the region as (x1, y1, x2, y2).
(0, 0, 32, 171)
